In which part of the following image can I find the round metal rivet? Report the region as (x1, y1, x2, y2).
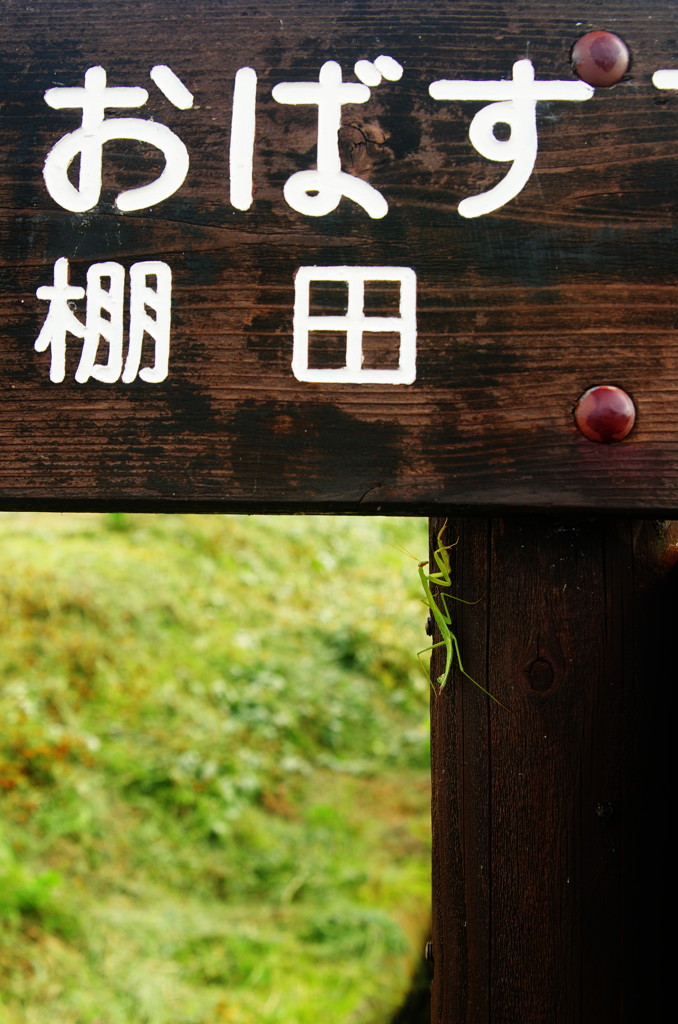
(571, 31, 630, 87)
(574, 385, 636, 443)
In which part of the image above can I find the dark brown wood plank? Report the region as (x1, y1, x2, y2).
(429, 515, 676, 1021)
(1, 1, 678, 512)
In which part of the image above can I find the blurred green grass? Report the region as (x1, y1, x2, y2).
(0, 513, 430, 1024)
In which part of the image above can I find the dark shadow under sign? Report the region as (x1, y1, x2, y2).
(1, 0, 677, 514)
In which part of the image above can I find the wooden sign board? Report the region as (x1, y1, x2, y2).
(1, 0, 677, 513)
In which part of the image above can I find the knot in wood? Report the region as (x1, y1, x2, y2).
(526, 656, 554, 693)
(338, 123, 390, 174)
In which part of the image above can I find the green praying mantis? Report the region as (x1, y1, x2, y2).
(414, 521, 508, 709)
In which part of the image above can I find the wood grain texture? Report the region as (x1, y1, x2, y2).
(429, 515, 676, 1022)
(1, 0, 678, 512)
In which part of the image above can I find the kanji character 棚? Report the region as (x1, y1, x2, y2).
(34, 257, 172, 383)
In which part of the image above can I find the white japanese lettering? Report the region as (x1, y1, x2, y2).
(229, 67, 258, 211)
(43, 65, 192, 212)
(34, 258, 172, 384)
(653, 69, 678, 90)
(76, 261, 126, 383)
(292, 266, 416, 384)
(272, 57, 402, 218)
(123, 262, 172, 383)
(429, 59, 594, 217)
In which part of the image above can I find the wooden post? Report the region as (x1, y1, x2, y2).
(430, 515, 676, 1022)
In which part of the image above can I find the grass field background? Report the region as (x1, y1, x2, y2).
(0, 513, 430, 1024)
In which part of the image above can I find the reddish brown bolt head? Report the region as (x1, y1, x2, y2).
(574, 385, 636, 443)
(571, 31, 630, 87)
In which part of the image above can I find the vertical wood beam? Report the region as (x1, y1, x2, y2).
(430, 516, 676, 1022)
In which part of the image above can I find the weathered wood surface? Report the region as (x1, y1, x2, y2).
(1, 0, 678, 512)
(429, 515, 676, 1022)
